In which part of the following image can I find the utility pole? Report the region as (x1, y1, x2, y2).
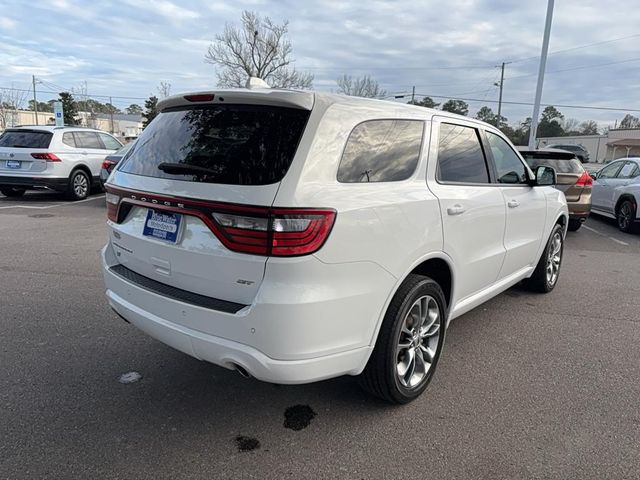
(109, 96, 114, 134)
(411, 86, 415, 104)
(528, 0, 555, 149)
(32, 75, 38, 125)
(496, 62, 511, 123)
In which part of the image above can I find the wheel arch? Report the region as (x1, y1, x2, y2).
(614, 193, 637, 215)
(70, 163, 93, 180)
(368, 252, 455, 348)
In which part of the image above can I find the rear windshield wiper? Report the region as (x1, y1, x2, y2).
(157, 162, 219, 178)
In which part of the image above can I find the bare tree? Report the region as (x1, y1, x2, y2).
(336, 75, 386, 98)
(157, 81, 172, 98)
(562, 117, 580, 134)
(0, 87, 28, 130)
(205, 11, 313, 89)
(580, 120, 599, 135)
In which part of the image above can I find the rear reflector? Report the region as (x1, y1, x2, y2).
(104, 187, 336, 257)
(31, 152, 61, 162)
(575, 171, 593, 187)
(184, 94, 215, 102)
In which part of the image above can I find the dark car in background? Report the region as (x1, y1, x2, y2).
(519, 148, 592, 231)
(99, 141, 134, 188)
(544, 144, 590, 163)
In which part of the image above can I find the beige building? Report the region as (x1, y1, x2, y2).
(0, 109, 143, 142)
(538, 128, 640, 163)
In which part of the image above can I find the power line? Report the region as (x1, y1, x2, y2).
(411, 92, 640, 112)
(508, 33, 640, 64)
(505, 56, 640, 81)
(0, 86, 146, 101)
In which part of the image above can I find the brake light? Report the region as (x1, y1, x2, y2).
(575, 171, 593, 187)
(105, 191, 121, 222)
(184, 94, 215, 102)
(103, 187, 336, 256)
(31, 152, 61, 162)
(101, 159, 117, 170)
(212, 208, 336, 256)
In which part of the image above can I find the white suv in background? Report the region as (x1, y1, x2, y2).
(102, 85, 567, 403)
(0, 126, 122, 200)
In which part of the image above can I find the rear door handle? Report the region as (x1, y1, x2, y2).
(508, 199, 520, 208)
(447, 204, 466, 216)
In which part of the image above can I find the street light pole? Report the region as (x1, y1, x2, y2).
(32, 75, 38, 125)
(528, 0, 555, 149)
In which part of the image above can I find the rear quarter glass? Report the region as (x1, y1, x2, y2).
(118, 104, 310, 186)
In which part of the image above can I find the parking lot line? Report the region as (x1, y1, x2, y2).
(583, 225, 604, 235)
(608, 236, 629, 246)
(0, 195, 105, 210)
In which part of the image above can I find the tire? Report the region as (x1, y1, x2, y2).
(0, 187, 26, 197)
(66, 170, 91, 201)
(616, 199, 637, 234)
(359, 274, 447, 404)
(567, 219, 582, 232)
(524, 223, 564, 293)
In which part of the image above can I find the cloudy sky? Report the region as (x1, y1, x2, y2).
(1, 0, 639, 127)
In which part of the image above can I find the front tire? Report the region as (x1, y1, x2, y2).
(524, 223, 564, 293)
(616, 200, 637, 233)
(66, 170, 90, 201)
(359, 274, 447, 404)
(0, 187, 26, 197)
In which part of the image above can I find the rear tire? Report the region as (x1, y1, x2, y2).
(567, 219, 582, 232)
(524, 223, 564, 293)
(358, 274, 447, 404)
(0, 187, 26, 197)
(616, 199, 637, 233)
(66, 170, 91, 201)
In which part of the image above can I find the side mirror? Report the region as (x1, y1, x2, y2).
(589, 172, 598, 180)
(533, 165, 556, 186)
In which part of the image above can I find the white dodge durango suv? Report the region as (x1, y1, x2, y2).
(0, 125, 122, 200)
(102, 85, 568, 403)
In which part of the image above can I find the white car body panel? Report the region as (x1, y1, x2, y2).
(102, 88, 568, 384)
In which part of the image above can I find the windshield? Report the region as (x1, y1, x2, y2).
(118, 104, 310, 185)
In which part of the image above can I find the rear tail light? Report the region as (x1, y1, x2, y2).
(101, 159, 117, 171)
(575, 171, 593, 187)
(104, 187, 336, 256)
(105, 191, 121, 222)
(31, 152, 61, 162)
(212, 209, 336, 256)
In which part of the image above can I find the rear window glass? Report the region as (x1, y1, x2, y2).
(0, 130, 53, 148)
(119, 105, 310, 185)
(523, 155, 584, 173)
(337, 120, 423, 183)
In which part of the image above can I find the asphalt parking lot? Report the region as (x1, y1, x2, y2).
(1, 191, 639, 480)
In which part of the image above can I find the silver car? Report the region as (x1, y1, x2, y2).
(591, 157, 640, 232)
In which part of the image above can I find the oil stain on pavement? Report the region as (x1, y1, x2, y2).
(283, 405, 316, 431)
(235, 436, 261, 452)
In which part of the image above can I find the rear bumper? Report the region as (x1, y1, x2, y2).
(0, 175, 68, 191)
(567, 196, 591, 219)
(101, 244, 395, 384)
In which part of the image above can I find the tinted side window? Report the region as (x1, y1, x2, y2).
(598, 162, 622, 179)
(486, 132, 528, 184)
(436, 123, 489, 184)
(99, 133, 122, 150)
(73, 132, 103, 149)
(337, 120, 423, 183)
(62, 132, 76, 148)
